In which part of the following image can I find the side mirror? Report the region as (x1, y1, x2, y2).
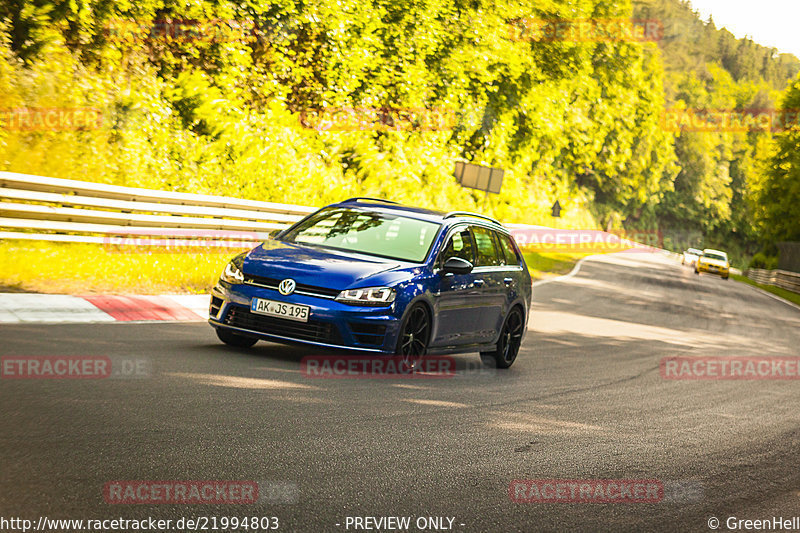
(442, 257, 473, 275)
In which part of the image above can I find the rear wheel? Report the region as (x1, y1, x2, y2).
(481, 307, 524, 369)
(216, 328, 258, 348)
(396, 304, 431, 371)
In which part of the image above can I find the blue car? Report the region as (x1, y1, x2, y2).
(208, 198, 532, 369)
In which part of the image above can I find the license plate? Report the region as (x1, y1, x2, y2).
(250, 298, 310, 322)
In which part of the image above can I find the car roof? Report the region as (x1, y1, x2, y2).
(327, 199, 507, 230)
(703, 248, 727, 256)
(687, 248, 703, 253)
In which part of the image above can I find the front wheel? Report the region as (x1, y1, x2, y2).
(396, 303, 431, 371)
(216, 328, 258, 348)
(481, 307, 524, 369)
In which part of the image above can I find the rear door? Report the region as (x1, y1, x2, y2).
(469, 225, 507, 344)
(494, 230, 527, 312)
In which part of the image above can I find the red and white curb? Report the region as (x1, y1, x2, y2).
(0, 293, 209, 323)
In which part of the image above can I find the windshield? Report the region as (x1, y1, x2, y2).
(703, 252, 727, 261)
(279, 207, 441, 262)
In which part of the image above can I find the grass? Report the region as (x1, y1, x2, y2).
(0, 241, 591, 294)
(731, 273, 800, 307)
(0, 240, 234, 294)
(521, 251, 590, 280)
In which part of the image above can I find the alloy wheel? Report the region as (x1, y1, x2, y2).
(499, 308, 524, 364)
(398, 304, 430, 370)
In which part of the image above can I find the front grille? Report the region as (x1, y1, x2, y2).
(349, 322, 387, 347)
(244, 274, 340, 299)
(224, 305, 343, 345)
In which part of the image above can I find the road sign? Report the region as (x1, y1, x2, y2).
(551, 200, 562, 218)
(454, 162, 504, 194)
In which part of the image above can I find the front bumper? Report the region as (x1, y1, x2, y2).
(697, 264, 729, 276)
(208, 281, 402, 353)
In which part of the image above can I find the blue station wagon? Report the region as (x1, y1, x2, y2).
(209, 198, 532, 369)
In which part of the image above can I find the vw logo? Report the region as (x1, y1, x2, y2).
(278, 278, 296, 296)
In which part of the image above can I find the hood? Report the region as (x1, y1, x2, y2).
(242, 240, 419, 290)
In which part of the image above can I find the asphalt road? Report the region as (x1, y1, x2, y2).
(2, 252, 800, 533)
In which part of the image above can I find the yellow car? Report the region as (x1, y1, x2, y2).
(694, 249, 730, 279)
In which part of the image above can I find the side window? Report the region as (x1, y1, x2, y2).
(491, 232, 507, 266)
(497, 232, 521, 266)
(440, 228, 474, 266)
(471, 226, 502, 267)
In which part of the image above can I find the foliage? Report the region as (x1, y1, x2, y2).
(0, 0, 798, 261)
(748, 252, 778, 270)
(0, 0, 673, 231)
(633, 0, 798, 261)
(756, 76, 800, 244)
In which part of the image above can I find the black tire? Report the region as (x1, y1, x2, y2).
(481, 307, 524, 369)
(723, 275, 729, 280)
(694, 268, 699, 275)
(216, 328, 258, 348)
(396, 303, 431, 371)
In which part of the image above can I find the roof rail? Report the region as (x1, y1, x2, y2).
(443, 211, 503, 226)
(341, 197, 400, 205)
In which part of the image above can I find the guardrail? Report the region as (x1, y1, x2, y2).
(1, 171, 682, 256)
(0, 171, 316, 249)
(745, 268, 800, 293)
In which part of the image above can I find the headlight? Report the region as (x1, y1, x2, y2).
(335, 287, 396, 306)
(220, 261, 244, 284)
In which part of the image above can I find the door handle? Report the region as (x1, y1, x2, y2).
(473, 279, 485, 287)
(503, 277, 513, 285)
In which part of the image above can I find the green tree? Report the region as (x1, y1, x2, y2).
(757, 75, 800, 243)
